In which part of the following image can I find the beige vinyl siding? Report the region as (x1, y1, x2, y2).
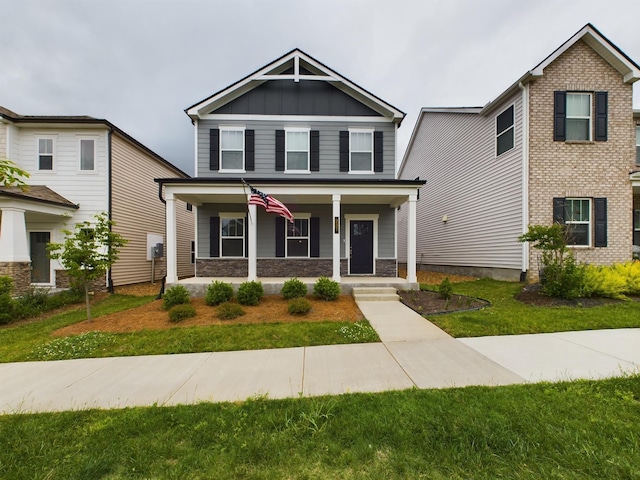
(110, 134, 194, 285)
(399, 97, 524, 272)
(0, 123, 6, 157)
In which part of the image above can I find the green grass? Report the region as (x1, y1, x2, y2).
(0, 295, 378, 363)
(426, 278, 640, 338)
(1, 376, 639, 479)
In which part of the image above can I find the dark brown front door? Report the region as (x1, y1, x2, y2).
(350, 220, 374, 274)
(30, 232, 51, 283)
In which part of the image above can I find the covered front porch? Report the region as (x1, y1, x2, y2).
(158, 178, 424, 290)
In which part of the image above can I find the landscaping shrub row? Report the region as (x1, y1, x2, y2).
(162, 277, 341, 322)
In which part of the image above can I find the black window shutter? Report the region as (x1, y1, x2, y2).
(310, 217, 320, 258)
(553, 91, 566, 141)
(594, 198, 607, 247)
(244, 215, 249, 257)
(210, 216, 220, 257)
(553, 198, 565, 224)
(275, 216, 285, 257)
(595, 92, 608, 142)
(310, 130, 320, 172)
(245, 130, 255, 171)
(374, 131, 383, 172)
(275, 130, 285, 171)
(339, 131, 349, 172)
(209, 129, 220, 170)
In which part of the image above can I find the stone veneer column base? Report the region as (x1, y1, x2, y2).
(0, 262, 31, 295)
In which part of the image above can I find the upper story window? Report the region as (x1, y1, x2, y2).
(286, 216, 310, 257)
(79, 139, 95, 171)
(220, 215, 244, 257)
(286, 129, 309, 172)
(350, 129, 373, 172)
(38, 138, 54, 170)
(496, 105, 514, 156)
(220, 128, 245, 171)
(566, 93, 592, 141)
(563, 198, 591, 247)
(636, 126, 640, 165)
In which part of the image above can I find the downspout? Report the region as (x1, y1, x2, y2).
(107, 129, 114, 293)
(518, 81, 530, 282)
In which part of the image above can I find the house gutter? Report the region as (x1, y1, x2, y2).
(518, 81, 530, 281)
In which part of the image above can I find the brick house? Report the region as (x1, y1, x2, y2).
(0, 107, 194, 294)
(398, 24, 640, 281)
(156, 49, 424, 293)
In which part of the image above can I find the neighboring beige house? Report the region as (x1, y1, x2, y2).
(634, 110, 640, 256)
(0, 106, 194, 294)
(398, 24, 640, 281)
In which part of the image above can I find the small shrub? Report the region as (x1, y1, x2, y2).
(237, 281, 264, 306)
(541, 254, 587, 299)
(281, 278, 308, 299)
(0, 276, 15, 325)
(438, 277, 453, 300)
(13, 288, 49, 318)
(205, 281, 234, 306)
(288, 297, 312, 315)
(0, 276, 14, 296)
(162, 285, 191, 310)
(313, 276, 340, 301)
(217, 302, 245, 320)
(169, 304, 197, 323)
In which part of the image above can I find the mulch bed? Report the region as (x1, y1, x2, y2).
(398, 290, 489, 316)
(514, 283, 634, 307)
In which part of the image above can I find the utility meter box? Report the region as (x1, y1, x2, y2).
(152, 243, 164, 258)
(146, 233, 164, 260)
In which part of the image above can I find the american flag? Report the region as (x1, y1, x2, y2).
(247, 183, 294, 223)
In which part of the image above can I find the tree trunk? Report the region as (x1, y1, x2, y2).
(85, 283, 92, 322)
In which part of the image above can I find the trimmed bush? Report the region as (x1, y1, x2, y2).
(313, 276, 340, 301)
(0, 276, 15, 325)
(288, 297, 312, 315)
(281, 278, 308, 299)
(205, 281, 234, 306)
(0, 276, 13, 296)
(438, 277, 453, 300)
(168, 304, 197, 323)
(162, 285, 191, 310)
(237, 281, 264, 306)
(217, 302, 245, 320)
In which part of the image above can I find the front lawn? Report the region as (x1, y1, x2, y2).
(1, 376, 639, 478)
(425, 278, 640, 337)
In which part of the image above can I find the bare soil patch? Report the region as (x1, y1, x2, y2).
(398, 290, 489, 315)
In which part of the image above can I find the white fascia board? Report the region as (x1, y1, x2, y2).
(0, 198, 77, 216)
(200, 114, 392, 124)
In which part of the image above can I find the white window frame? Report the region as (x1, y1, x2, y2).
(564, 198, 592, 247)
(285, 213, 310, 258)
(349, 128, 374, 173)
(219, 127, 245, 173)
(566, 93, 592, 141)
(219, 213, 245, 258)
(78, 137, 96, 171)
(496, 104, 514, 156)
(635, 125, 639, 165)
(37, 136, 55, 171)
(285, 128, 310, 173)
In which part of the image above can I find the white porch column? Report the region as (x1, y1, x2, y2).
(0, 207, 30, 262)
(332, 194, 341, 282)
(248, 203, 257, 281)
(406, 195, 418, 284)
(165, 194, 178, 283)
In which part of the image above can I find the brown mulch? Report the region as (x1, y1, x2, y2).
(53, 294, 364, 337)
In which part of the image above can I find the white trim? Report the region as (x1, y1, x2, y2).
(344, 214, 378, 275)
(520, 82, 530, 274)
(349, 128, 374, 173)
(565, 198, 592, 248)
(194, 118, 199, 177)
(284, 127, 310, 173)
(200, 114, 391, 124)
(219, 126, 246, 173)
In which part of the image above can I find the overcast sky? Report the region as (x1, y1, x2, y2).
(3, 0, 640, 175)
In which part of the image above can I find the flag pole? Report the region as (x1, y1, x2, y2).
(241, 178, 253, 225)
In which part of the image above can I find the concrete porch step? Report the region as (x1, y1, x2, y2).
(352, 287, 399, 302)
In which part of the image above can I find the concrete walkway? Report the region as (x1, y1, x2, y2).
(1, 300, 639, 414)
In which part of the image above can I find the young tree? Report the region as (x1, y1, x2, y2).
(0, 158, 30, 191)
(48, 212, 127, 321)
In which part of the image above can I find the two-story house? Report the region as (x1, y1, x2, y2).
(398, 24, 640, 281)
(156, 49, 424, 292)
(0, 106, 194, 294)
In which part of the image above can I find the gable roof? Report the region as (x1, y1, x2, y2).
(481, 23, 640, 115)
(0, 185, 79, 209)
(0, 106, 189, 178)
(185, 48, 405, 125)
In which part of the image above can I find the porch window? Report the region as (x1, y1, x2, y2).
(286, 129, 309, 172)
(350, 130, 373, 172)
(220, 217, 244, 257)
(566, 93, 591, 141)
(38, 138, 54, 170)
(496, 105, 514, 156)
(563, 198, 591, 246)
(220, 128, 245, 171)
(286, 217, 309, 257)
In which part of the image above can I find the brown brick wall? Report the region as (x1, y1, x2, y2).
(528, 40, 635, 277)
(0, 262, 30, 295)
